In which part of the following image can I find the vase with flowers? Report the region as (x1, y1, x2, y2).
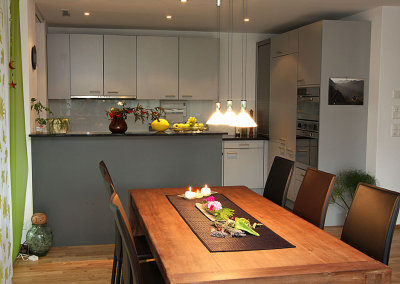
(106, 102, 150, 134)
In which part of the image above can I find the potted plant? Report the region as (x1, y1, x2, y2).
(30, 98, 52, 133)
(30, 98, 70, 134)
(330, 169, 376, 211)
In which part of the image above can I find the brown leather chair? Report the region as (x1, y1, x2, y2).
(109, 192, 164, 284)
(99, 161, 152, 284)
(263, 156, 294, 207)
(341, 183, 400, 265)
(293, 168, 336, 229)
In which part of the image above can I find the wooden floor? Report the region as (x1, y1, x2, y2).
(12, 227, 400, 283)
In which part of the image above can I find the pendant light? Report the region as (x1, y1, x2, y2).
(206, 0, 225, 125)
(222, 0, 238, 126)
(235, 0, 257, 128)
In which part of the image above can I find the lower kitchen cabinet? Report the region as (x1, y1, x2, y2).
(223, 140, 268, 195)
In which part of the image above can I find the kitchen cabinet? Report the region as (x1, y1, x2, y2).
(223, 141, 266, 193)
(271, 29, 298, 58)
(104, 35, 136, 98)
(269, 53, 297, 167)
(70, 34, 104, 98)
(179, 37, 218, 100)
(47, 34, 70, 99)
(287, 166, 306, 203)
(297, 21, 322, 86)
(137, 36, 178, 100)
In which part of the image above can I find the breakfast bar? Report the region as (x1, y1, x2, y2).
(30, 132, 225, 246)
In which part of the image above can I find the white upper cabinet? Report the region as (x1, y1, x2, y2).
(47, 34, 70, 99)
(70, 34, 104, 98)
(137, 36, 178, 100)
(297, 21, 322, 86)
(271, 29, 298, 58)
(104, 35, 137, 98)
(179, 37, 218, 100)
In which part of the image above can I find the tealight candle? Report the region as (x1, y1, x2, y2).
(184, 186, 196, 199)
(201, 184, 211, 196)
(195, 189, 204, 199)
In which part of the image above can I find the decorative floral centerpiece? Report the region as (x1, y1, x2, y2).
(200, 196, 262, 238)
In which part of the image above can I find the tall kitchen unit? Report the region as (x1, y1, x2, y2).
(268, 20, 371, 224)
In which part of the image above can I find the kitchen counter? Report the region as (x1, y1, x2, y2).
(30, 131, 227, 137)
(31, 133, 224, 246)
(222, 134, 269, 140)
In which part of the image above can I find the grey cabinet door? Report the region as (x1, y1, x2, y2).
(70, 34, 103, 97)
(179, 37, 218, 100)
(297, 21, 322, 86)
(137, 36, 178, 100)
(104, 35, 136, 98)
(47, 34, 70, 99)
(271, 30, 298, 58)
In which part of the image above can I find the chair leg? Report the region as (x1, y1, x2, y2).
(116, 235, 123, 284)
(111, 250, 117, 284)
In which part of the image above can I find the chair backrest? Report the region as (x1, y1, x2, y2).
(263, 156, 294, 206)
(293, 168, 335, 229)
(341, 183, 400, 265)
(99, 160, 116, 197)
(109, 192, 142, 284)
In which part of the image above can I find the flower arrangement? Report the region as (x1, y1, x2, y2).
(106, 102, 165, 123)
(201, 196, 261, 238)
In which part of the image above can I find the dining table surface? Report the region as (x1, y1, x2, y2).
(129, 186, 391, 284)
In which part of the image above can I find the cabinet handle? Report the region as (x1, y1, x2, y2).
(286, 148, 294, 152)
(90, 90, 101, 94)
(181, 95, 193, 98)
(297, 149, 309, 152)
(239, 143, 249, 147)
(276, 51, 283, 54)
(279, 138, 287, 141)
(227, 152, 238, 154)
(107, 91, 119, 94)
(297, 79, 304, 82)
(278, 146, 285, 150)
(165, 95, 176, 98)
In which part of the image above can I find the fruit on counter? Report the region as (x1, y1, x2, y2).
(172, 117, 206, 131)
(151, 119, 169, 132)
(187, 116, 197, 126)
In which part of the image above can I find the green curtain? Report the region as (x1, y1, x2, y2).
(9, 0, 28, 261)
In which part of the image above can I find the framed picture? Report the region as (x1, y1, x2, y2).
(328, 78, 364, 105)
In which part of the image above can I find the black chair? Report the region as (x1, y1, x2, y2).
(110, 192, 164, 284)
(293, 168, 336, 229)
(99, 161, 152, 284)
(341, 183, 400, 265)
(263, 156, 294, 207)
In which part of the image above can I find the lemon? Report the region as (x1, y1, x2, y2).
(151, 119, 169, 132)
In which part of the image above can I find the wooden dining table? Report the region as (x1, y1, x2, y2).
(129, 186, 391, 283)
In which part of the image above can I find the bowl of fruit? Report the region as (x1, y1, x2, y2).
(172, 117, 207, 132)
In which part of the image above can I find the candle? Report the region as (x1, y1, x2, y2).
(184, 186, 196, 199)
(201, 184, 211, 196)
(195, 189, 204, 199)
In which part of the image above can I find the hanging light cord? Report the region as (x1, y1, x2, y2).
(217, 0, 221, 103)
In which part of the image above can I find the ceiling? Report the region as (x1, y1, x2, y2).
(36, 0, 400, 33)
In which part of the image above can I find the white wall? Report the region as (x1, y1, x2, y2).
(48, 27, 271, 135)
(344, 6, 400, 222)
(19, 0, 36, 242)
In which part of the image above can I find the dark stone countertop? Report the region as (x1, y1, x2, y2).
(29, 131, 228, 137)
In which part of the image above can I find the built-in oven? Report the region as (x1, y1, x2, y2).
(297, 87, 320, 121)
(296, 120, 319, 168)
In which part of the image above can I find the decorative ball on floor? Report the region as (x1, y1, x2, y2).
(26, 213, 53, 257)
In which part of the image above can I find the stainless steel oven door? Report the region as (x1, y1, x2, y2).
(297, 96, 320, 121)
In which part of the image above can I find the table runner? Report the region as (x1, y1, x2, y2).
(167, 193, 295, 252)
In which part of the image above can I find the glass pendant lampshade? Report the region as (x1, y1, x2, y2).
(223, 100, 237, 126)
(235, 100, 257, 127)
(206, 102, 225, 125)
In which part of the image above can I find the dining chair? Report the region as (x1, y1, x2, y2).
(341, 183, 400, 265)
(99, 161, 153, 284)
(109, 192, 164, 284)
(263, 156, 294, 207)
(293, 168, 335, 229)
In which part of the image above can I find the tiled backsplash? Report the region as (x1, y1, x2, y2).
(48, 99, 232, 134)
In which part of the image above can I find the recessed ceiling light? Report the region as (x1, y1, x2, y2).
(84, 12, 90, 16)
(244, 18, 250, 22)
(166, 15, 172, 20)
(180, 0, 188, 3)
